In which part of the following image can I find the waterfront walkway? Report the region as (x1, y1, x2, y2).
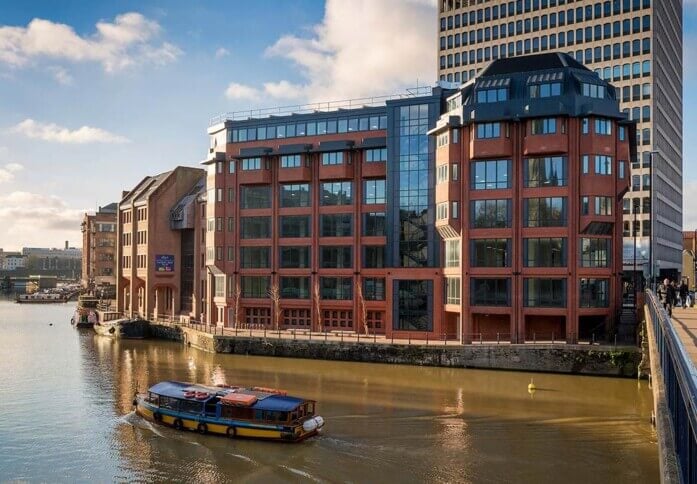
(670, 306, 697, 368)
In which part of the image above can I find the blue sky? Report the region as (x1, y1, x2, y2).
(0, 0, 693, 250)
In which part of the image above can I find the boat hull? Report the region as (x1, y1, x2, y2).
(73, 321, 94, 329)
(134, 398, 318, 442)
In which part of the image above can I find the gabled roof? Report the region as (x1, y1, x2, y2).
(480, 52, 589, 76)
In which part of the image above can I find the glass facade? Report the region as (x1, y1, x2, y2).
(241, 276, 269, 298)
(523, 197, 567, 227)
(394, 280, 432, 331)
(364, 179, 386, 204)
(363, 277, 386, 301)
(470, 238, 510, 267)
(580, 238, 611, 267)
(240, 185, 271, 209)
(321, 182, 353, 205)
(471, 199, 511, 228)
(523, 238, 567, 267)
(471, 159, 511, 189)
(470, 278, 510, 306)
(363, 212, 386, 236)
(240, 247, 270, 268)
(280, 184, 310, 207)
(280, 276, 310, 299)
(240, 217, 271, 239)
(524, 157, 567, 187)
(321, 214, 352, 237)
(320, 246, 352, 268)
(280, 216, 311, 238)
(580, 278, 610, 307)
(321, 277, 353, 300)
(394, 103, 434, 268)
(279, 246, 311, 268)
(523, 279, 567, 307)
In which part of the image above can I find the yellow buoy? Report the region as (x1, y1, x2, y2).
(527, 378, 536, 393)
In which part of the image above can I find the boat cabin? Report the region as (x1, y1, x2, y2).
(145, 381, 316, 425)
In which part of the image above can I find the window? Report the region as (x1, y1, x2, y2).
(279, 246, 311, 268)
(321, 277, 352, 300)
(582, 83, 605, 98)
(529, 82, 562, 98)
(280, 183, 310, 208)
(240, 247, 270, 268)
(524, 279, 567, 307)
(228, 160, 235, 173)
(241, 157, 261, 170)
(476, 122, 501, 139)
(280, 277, 310, 299)
(523, 238, 566, 267)
(363, 212, 386, 236)
(280, 155, 301, 168)
(320, 246, 352, 268)
(395, 280, 432, 331)
(241, 276, 269, 298)
(476, 88, 508, 103)
(594, 155, 613, 175)
(530, 118, 556, 135)
(524, 157, 567, 187)
(582, 118, 590, 134)
(580, 238, 611, 268)
(322, 152, 344, 165)
(579, 278, 609, 307)
(321, 214, 352, 237)
(471, 199, 511, 228)
(366, 148, 387, 162)
(445, 239, 460, 268)
(594, 196, 613, 216)
(470, 278, 510, 306)
(524, 197, 566, 227)
(240, 217, 271, 239)
(363, 246, 385, 268)
(363, 179, 386, 204)
(470, 238, 510, 267)
(321, 182, 353, 205)
(280, 216, 311, 238)
(594, 119, 612, 135)
(436, 202, 448, 221)
(437, 164, 449, 184)
(471, 159, 511, 189)
(240, 185, 271, 209)
(445, 277, 461, 305)
(363, 278, 386, 301)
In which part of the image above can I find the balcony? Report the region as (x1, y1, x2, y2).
(278, 166, 312, 182)
(237, 168, 272, 185)
(523, 134, 568, 156)
(470, 137, 512, 159)
(319, 162, 354, 180)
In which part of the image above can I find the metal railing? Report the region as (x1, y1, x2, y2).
(646, 289, 697, 483)
(208, 87, 434, 126)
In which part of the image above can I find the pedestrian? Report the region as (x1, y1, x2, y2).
(666, 280, 676, 317)
(680, 280, 689, 309)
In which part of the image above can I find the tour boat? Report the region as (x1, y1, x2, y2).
(134, 381, 324, 442)
(16, 293, 67, 304)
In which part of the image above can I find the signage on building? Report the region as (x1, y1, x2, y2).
(155, 255, 175, 272)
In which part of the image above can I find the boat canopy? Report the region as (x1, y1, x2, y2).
(148, 380, 308, 411)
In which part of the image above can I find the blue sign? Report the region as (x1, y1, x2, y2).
(155, 255, 174, 272)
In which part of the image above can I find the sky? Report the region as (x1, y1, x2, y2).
(0, 0, 694, 251)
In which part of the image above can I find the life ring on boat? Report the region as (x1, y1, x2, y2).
(183, 391, 196, 398)
(195, 392, 209, 400)
(226, 426, 236, 438)
(197, 423, 208, 435)
(153, 412, 163, 422)
(173, 418, 184, 430)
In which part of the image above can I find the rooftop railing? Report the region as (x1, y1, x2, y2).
(208, 86, 434, 126)
(645, 289, 697, 483)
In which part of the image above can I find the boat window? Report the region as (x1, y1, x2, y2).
(147, 392, 159, 405)
(205, 401, 217, 416)
(290, 411, 298, 422)
(159, 396, 179, 411)
(180, 399, 203, 414)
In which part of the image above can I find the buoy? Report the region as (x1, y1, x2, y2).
(527, 378, 536, 394)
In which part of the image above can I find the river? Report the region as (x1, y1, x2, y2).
(0, 300, 658, 483)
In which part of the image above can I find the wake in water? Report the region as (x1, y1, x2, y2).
(278, 465, 322, 482)
(119, 411, 202, 445)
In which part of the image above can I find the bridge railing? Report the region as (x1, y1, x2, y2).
(646, 289, 697, 483)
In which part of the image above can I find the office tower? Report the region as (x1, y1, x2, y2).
(437, 0, 683, 280)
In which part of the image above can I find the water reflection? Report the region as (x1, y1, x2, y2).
(0, 301, 658, 483)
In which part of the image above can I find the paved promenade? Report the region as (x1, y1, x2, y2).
(669, 307, 697, 368)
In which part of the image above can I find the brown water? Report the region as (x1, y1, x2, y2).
(0, 300, 658, 483)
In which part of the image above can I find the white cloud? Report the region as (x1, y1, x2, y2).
(11, 119, 130, 144)
(223, 0, 437, 104)
(0, 191, 84, 248)
(225, 82, 261, 101)
(0, 163, 23, 183)
(48, 66, 73, 85)
(215, 47, 230, 58)
(0, 12, 181, 73)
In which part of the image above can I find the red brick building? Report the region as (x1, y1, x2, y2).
(203, 53, 632, 343)
(81, 203, 117, 293)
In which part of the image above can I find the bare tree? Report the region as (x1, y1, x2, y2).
(355, 279, 369, 336)
(313, 279, 322, 333)
(268, 283, 281, 331)
(231, 278, 241, 328)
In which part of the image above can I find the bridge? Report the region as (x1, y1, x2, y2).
(645, 291, 697, 483)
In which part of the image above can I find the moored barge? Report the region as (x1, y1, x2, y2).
(134, 381, 324, 442)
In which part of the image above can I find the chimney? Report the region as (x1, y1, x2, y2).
(65, 240, 69, 250)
